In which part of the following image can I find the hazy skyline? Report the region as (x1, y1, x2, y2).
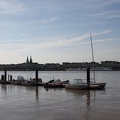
(0, 0, 120, 64)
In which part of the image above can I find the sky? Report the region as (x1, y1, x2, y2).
(0, 0, 120, 64)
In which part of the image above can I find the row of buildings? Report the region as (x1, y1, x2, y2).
(0, 56, 120, 71)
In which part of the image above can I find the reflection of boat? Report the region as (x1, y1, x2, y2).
(44, 79, 69, 88)
(65, 79, 88, 90)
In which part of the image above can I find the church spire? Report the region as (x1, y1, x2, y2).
(30, 55, 32, 63)
(26, 56, 29, 63)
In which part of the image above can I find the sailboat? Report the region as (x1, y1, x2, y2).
(89, 33, 106, 89)
(65, 33, 106, 90)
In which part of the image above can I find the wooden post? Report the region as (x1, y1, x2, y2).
(87, 68, 90, 89)
(10, 75, 12, 81)
(8, 74, 9, 81)
(35, 68, 38, 84)
(4, 70, 7, 81)
(1, 75, 4, 80)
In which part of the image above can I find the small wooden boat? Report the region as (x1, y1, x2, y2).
(44, 79, 68, 88)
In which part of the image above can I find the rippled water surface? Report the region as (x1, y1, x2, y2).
(0, 71, 120, 120)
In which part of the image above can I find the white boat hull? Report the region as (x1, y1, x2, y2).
(89, 82, 106, 89)
(65, 84, 88, 90)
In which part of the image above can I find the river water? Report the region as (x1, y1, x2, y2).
(0, 71, 120, 120)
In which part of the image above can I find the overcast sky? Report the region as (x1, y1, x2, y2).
(0, 0, 120, 64)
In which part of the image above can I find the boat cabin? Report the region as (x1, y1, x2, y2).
(73, 79, 87, 85)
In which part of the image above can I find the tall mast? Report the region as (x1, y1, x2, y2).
(90, 33, 95, 82)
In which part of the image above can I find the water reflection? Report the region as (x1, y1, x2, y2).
(65, 89, 105, 106)
(0, 84, 106, 107)
(0, 84, 106, 117)
(24, 86, 40, 101)
(44, 87, 64, 92)
(0, 84, 40, 103)
(1, 84, 7, 97)
(0, 71, 119, 120)
(86, 90, 90, 107)
(1, 84, 7, 91)
(35, 87, 39, 102)
(0, 84, 110, 120)
(22, 86, 40, 102)
(65, 89, 91, 106)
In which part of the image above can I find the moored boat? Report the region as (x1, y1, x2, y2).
(88, 33, 106, 89)
(65, 78, 106, 90)
(0, 80, 11, 84)
(89, 81, 106, 89)
(21, 80, 38, 86)
(11, 76, 45, 86)
(44, 79, 69, 88)
(65, 79, 88, 90)
(11, 76, 25, 85)
(32, 78, 45, 86)
(22, 78, 45, 86)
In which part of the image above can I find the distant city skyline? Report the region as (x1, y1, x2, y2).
(0, 0, 120, 64)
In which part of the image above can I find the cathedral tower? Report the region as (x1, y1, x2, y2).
(26, 56, 33, 64)
(26, 56, 29, 63)
(30, 56, 33, 63)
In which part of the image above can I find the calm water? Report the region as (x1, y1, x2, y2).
(0, 71, 120, 120)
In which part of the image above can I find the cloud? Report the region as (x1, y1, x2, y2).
(106, 11, 120, 19)
(26, 17, 58, 24)
(82, 0, 120, 19)
(85, 0, 120, 8)
(40, 17, 58, 24)
(92, 30, 113, 36)
(0, 0, 26, 15)
(0, 30, 113, 52)
(19, 30, 114, 51)
(20, 34, 90, 50)
(84, 11, 120, 19)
